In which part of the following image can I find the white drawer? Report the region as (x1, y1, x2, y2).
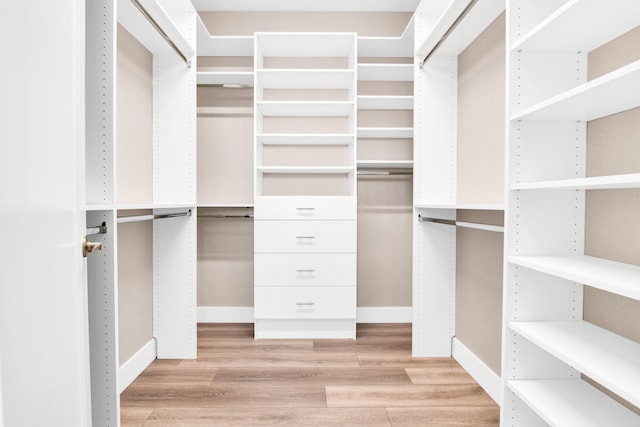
(254, 286, 356, 319)
(255, 196, 356, 220)
(254, 253, 356, 287)
(254, 220, 356, 253)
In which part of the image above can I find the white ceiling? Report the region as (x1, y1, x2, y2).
(191, 0, 421, 12)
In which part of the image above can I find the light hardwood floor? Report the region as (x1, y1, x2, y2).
(121, 323, 500, 426)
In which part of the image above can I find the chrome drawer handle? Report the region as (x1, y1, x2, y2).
(296, 302, 315, 306)
(296, 236, 315, 239)
(296, 269, 315, 273)
(296, 207, 315, 211)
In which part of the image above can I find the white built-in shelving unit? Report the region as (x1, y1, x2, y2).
(412, 0, 506, 404)
(85, 0, 197, 425)
(253, 32, 358, 339)
(502, 0, 640, 424)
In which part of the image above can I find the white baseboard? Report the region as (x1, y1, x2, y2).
(197, 306, 412, 324)
(451, 337, 502, 405)
(118, 338, 156, 394)
(198, 306, 254, 323)
(356, 307, 412, 323)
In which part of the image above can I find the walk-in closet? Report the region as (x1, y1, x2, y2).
(1, 0, 639, 426)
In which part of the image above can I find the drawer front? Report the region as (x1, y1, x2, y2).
(255, 196, 356, 220)
(254, 286, 356, 319)
(254, 220, 356, 253)
(254, 253, 356, 287)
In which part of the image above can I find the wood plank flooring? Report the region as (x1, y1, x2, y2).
(121, 323, 500, 426)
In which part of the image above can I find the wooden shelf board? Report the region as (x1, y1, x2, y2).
(257, 101, 354, 117)
(256, 69, 354, 89)
(357, 127, 414, 139)
(256, 134, 354, 145)
(510, 255, 640, 301)
(511, 173, 640, 191)
(509, 320, 640, 408)
(509, 379, 640, 427)
(511, 60, 640, 122)
(357, 63, 413, 81)
(357, 96, 414, 110)
(512, 0, 640, 53)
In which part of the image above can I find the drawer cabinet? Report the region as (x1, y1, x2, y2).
(254, 220, 356, 253)
(255, 196, 357, 220)
(254, 253, 356, 287)
(254, 286, 356, 319)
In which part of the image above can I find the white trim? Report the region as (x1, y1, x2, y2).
(197, 306, 412, 324)
(452, 337, 502, 405)
(356, 307, 412, 323)
(198, 307, 254, 323)
(118, 338, 156, 394)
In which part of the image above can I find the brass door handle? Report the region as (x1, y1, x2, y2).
(82, 236, 103, 257)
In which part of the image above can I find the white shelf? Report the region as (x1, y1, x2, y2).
(256, 69, 354, 89)
(86, 204, 115, 212)
(257, 101, 354, 117)
(257, 166, 354, 174)
(509, 321, 640, 408)
(415, 0, 504, 58)
(357, 96, 414, 110)
(116, 203, 195, 211)
(357, 127, 414, 139)
(256, 134, 353, 145)
(508, 379, 640, 427)
(196, 16, 253, 56)
(512, 60, 640, 121)
(118, 0, 195, 57)
(512, 0, 640, 53)
(256, 32, 356, 57)
(198, 204, 254, 208)
(511, 173, 640, 191)
(415, 203, 504, 210)
(358, 18, 414, 59)
(357, 63, 413, 81)
(197, 71, 253, 86)
(510, 255, 640, 301)
(357, 160, 413, 169)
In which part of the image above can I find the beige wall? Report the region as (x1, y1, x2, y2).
(454, 14, 506, 375)
(200, 11, 412, 37)
(117, 221, 153, 365)
(117, 24, 153, 205)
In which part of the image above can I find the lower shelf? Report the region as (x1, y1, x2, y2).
(508, 379, 639, 426)
(254, 319, 356, 339)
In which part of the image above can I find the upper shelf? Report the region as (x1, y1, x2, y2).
(256, 32, 356, 58)
(196, 16, 253, 56)
(118, 0, 195, 57)
(509, 320, 640, 409)
(512, 60, 640, 121)
(510, 173, 640, 191)
(415, 0, 504, 59)
(510, 255, 640, 302)
(357, 160, 414, 169)
(357, 64, 413, 81)
(508, 379, 640, 427)
(256, 69, 355, 89)
(256, 134, 354, 145)
(415, 203, 504, 211)
(358, 17, 414, 58)
(357, 127, 414, 139)
(512, 0, 640, 53)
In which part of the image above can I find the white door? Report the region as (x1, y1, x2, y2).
(0, 1, 92, 426)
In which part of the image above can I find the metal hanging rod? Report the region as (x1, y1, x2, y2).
(86, 222, 108, 236)
(419, 0, 479, 69)
(117, 210, 192, 224)
(129, 0, 192, 68)
(418, 215, 504, 233)
(198, 214, 254, 219)
(358, 170, 413, 176)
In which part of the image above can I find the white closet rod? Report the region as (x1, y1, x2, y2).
(117, 210, 192, 224)
(129, 0, 191, 68)
(197, 214, 254, 219)
(419, 0, 479, 69)
(418, 215, 504, 233)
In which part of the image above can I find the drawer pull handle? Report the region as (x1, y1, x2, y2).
(296, 207, 316, 211)
(296, 302, 315, 306)
(296, 269, 315, 273)
(296, 236, 315, 239)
